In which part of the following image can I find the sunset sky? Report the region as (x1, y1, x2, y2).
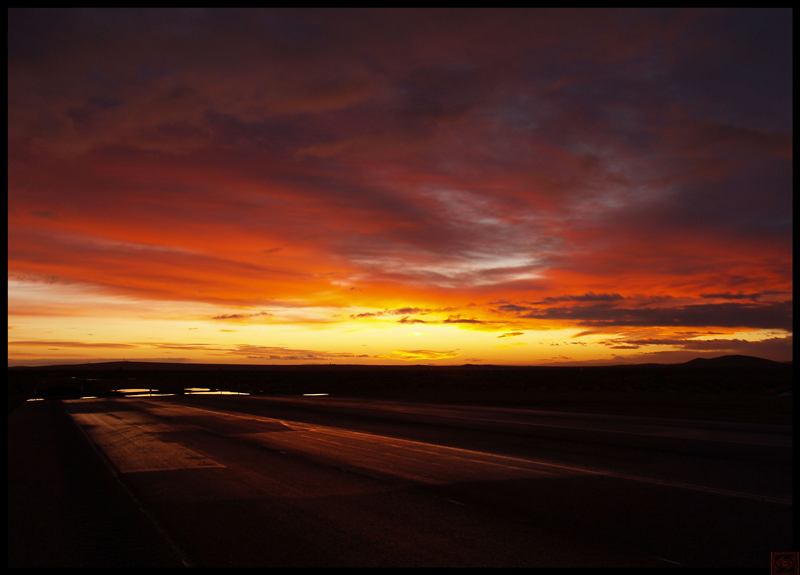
(8, 8, 793, 367)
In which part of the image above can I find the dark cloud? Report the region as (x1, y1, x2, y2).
(351, 306, 454, 320)
(211, 311, 272, 320)
(596, 334, 793, 361)
(442, 315, 485, 325)
(535, 292, 626, 304)
(700, 291, 789, 302)
(351, 312, 378, 318)
(571, 330, 604, 338)
(496, 304, 533, 313)
(31, 210, 62, 220)
(391, 307, 429, 315)
(398, 317, 428, 324)
(649, 157, 792, 243)
(521, 301, 792, 331)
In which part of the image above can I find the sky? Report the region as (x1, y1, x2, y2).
(8, 8, 793, 367)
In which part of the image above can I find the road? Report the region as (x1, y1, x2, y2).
(25, 395, 796, 566)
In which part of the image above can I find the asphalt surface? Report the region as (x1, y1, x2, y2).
(9, 395, 793, 567)
(7, 400, 185, 567)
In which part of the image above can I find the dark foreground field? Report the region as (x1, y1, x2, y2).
(9, 394, 793, 567)
(7, 356, 794, 422)
(8, 357, 793, 567)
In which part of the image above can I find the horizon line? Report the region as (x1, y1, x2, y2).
(8, 354, 790, 370)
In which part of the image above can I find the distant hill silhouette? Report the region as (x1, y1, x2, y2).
(7, 355, 787, 371)
(7, 361, 280, 371)
(678, 355, 783, 368)
(7, 354, 792, 413)
(8, 361, 198, 371)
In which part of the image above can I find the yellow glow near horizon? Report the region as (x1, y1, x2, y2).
(7, 278, 792, 367)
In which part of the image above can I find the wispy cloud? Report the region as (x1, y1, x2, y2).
(211, 311, 272, 321)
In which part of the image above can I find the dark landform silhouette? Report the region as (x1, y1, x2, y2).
(677, 355, 788, 368)
(7, 355, 793, 420)
(7, 354, 790, 372)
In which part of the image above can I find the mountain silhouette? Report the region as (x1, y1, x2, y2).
(679, 355, 782, 368)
